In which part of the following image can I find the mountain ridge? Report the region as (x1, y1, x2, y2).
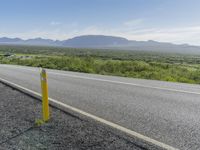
(0, 35, 200, 54)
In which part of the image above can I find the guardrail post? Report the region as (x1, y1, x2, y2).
(40, 68, 50, 122)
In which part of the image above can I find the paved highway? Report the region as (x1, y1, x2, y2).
(0, 64, 200, 149)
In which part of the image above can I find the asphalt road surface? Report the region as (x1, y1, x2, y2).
(1, 64, 200, 149)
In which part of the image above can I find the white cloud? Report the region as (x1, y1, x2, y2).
(124, 19, 144, 27)
(77, 25, 200, 45)
(126, 26, 200, 45)
(50, 21, 61, 26)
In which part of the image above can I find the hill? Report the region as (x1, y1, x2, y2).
(1, 35, 200, 54)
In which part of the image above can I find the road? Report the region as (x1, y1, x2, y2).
(0, 64, 200, 149)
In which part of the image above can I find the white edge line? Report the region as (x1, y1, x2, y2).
(0, 77, 178, 150)
(3, 65, 200, 95)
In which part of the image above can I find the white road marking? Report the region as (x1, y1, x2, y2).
(0, 77, 178, 150)
(2, 65, 200, 95)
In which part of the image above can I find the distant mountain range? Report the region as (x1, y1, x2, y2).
(0, 35, 200, 54)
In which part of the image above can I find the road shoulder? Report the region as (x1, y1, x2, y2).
(0, 83, 149, 150)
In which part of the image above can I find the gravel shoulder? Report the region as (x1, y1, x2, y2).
(0, 83, 155, 150)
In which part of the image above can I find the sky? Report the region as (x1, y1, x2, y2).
(1, 0, 200, 45)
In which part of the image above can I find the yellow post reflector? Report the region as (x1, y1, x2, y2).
(40, 68, 50, 122)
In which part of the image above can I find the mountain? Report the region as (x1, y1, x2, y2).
(62, 35, 130, 47)
(62, 35, 200, 54)
(0, 37, 22, 43)
(0, 37, 62, 46)
(24, 38, 58, 46)
(1, 35, 200, 54)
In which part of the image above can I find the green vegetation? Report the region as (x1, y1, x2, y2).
(1, 45, 200, 84)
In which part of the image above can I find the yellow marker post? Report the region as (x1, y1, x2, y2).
(40, 68, 50, 122)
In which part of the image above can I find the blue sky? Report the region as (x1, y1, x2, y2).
(1, 0, 200, 45)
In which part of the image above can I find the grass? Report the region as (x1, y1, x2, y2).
(1, 45, 200, 84)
